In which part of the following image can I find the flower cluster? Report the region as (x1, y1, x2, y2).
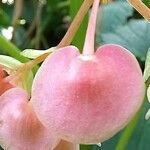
(0, 0, 145, 150)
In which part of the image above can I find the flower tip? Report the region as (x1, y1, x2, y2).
(145, 109, 150, 120)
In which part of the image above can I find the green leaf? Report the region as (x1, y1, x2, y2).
(80, 145, 94, 150)
(143, 0, 150, 7)
(96, 1, 150, 61)
(96, 1, 133, 35)
(70, 0, 88, 50)
(0, 8, 10, 27)
(115, 108, 143, 150)
(124, 101, 150, 150)
(98, 19, 150, 61)
(0, 35, 28, 62)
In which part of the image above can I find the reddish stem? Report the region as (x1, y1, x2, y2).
(83, 0, 100, 55)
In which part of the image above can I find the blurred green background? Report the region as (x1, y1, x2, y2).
(0, 0, 150, 150)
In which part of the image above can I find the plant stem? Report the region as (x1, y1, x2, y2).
(128, 0, 150, 22)
(58, 0, 93, 48)
(70, 0, 88, 50)
(34, 0, 93, 65)
(12, 0, 24, 40)
(83, 0, 99, 55)
(30, 0, 93, 65)
(35, 0, 45, 49)
(0, 35, 28, 62)
(20, 53, 49, 71)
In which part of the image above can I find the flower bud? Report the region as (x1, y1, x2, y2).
(0, 88, 59, 150)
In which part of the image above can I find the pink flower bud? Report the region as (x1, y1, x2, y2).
(31, 0, 145, 144)
(0, 88, 59, 150)
(31, 44, 144, 144)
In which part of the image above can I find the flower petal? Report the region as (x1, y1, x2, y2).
(0, 88, 59, 150)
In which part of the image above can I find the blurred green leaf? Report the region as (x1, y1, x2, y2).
(0, 34, 28, 62)
(0, 8, 10, 27)
(124, 101, 150, 150)
(115, 106, 143, 150)
(96, 1, 133, 35)
(97, 19, 150, 61)
(70, 0, 88, 50)
(80, 145, 94, 150)
(96, 1, 150, 61)
(143, 0, 150, 7)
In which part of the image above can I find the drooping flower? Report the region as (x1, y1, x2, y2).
(0, 88, 59, 150)
(31, 0, 145, 144)
(0, 57, 59, 150)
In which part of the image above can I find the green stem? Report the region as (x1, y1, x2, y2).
(0, 35, 38, 73)
(0, 35, 28, 62)
(115, 104, 143, 150)
(70, 0, 88, 50)
(80, 145, 93, 150)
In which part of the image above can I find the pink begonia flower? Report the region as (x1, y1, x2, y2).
(31, 0, 145, 144)
(0, 66, 59, 149)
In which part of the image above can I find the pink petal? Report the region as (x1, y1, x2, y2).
(0, 88, 59, 150)
(31, 44, 144, 144)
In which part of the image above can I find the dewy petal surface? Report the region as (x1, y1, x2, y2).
(31, 44, 144, 144)
(0, 88, 59, 150)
